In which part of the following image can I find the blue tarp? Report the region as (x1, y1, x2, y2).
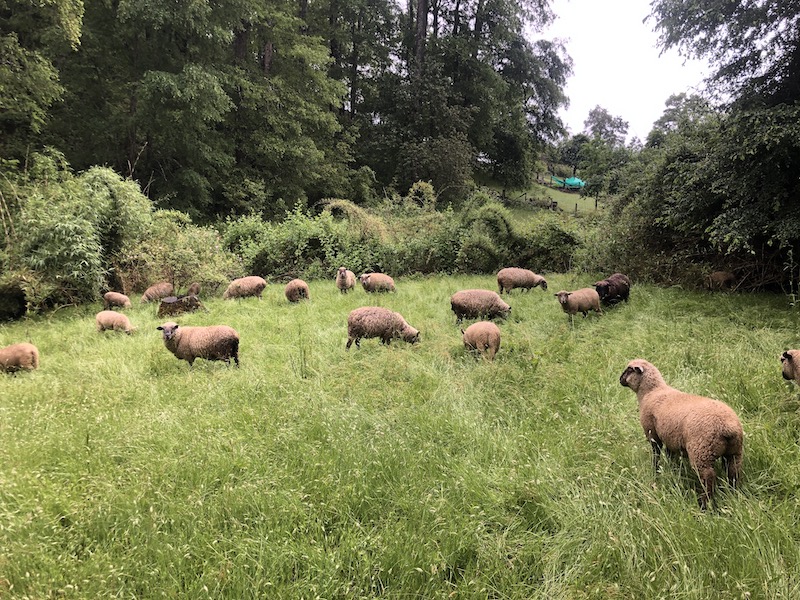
(551, 176, 586, 189)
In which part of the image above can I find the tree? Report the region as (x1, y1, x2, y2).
(583, 105, 629, 147)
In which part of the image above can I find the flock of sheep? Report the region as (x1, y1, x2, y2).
(0, 266, 796, 510)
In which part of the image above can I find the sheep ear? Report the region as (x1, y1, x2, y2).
(633, 365, 644, 374)
(783, 351, 793, 361)
(156, 326, 163, 331)
(460, 329, 465, 335)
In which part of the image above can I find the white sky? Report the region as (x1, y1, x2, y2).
(538, 0, 709, 143)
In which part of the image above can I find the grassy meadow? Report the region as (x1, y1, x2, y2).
(2, 275, 800, 598)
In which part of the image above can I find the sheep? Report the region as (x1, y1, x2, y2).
(185, 282, 201, 296)
(346, 306, 419, 350)
(285, 278, 310, 302)
(222, 276, 267, 300)
(360, 272, 396, 293)
(450, 289, 511, 323)
(619, 358, 743, 509)
(780, 350, 800, 385)
(706, 270, 736, 291)
(554, 288, 602, 319)
(140, 281, 174, 303)
(0, 342, 40, 373)
(496, 267, 548, 294)
(156, 321, 240, 367)
(157, 295, 205, 318)
(96, 310, 135, 335)
(335, 267, 356, 294)
(103, 291, 132, 310)
(461, 321, 501, 360)
(594, 273, 631, 305)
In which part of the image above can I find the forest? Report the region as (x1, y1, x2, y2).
(2, 0, 800, 310)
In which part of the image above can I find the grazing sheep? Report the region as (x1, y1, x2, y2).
(594, 273, 631, 305)
(156, 321, 240, 367)
(497, 267, 548, 294)
(346, 306, 419, 350)
(620, 358, 743, 509)
(0, 342, 39, 373)
(96, 310, 135, 335)
(360, 272, 396, 293)
(223, 276, 267, 300)
(157, 295, 205, 318)
(185, 282, 201, 296)
(140, 281, 174, 303)
(554, 288, 602, 319)
(336, 267, 356, 294)
(285, 278, 310, 302)
(103, 291, 132, 310)
(780, 350, 800, 385)
(450, 289, 511, 323)
(462, 321, 501, 360)
(706, 270, 736, 291)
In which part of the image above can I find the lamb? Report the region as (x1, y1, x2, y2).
(96, 310, 135, 335)
(285, 278, 310, 302)
(780, 350, 800, 385)
(346, 306, 419, 350)
(157, 294, 205, 318)
(0, 342, 40, 373)
(706, 270, 736, 291)
(103, 291, 132, 310)
(554, 288, 602, 319)
(461, 321, 501, 360)
(140, 281, 174, 303)
(336, 267, 356, 294)
(619, 358, 743, 509)
(156, 321, 240, 367)
(222, 276, 267, 300)
(594, 273, 631, 305)
(450, 289, 511, 323)
(496, 267, 548, 294)
(360, 272, 396, 293)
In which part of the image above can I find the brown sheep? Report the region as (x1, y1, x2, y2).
(140, 281, 174, 303)
(360, 272, 396, 293)
(706, 270, 736, 291)
(336, 267, 356, 294)
(346, 306, 419, 349)
(96, 310, 136, 335)
(0, 342, 40, 373)
(223, 276, 267, 300)
(497, 267, 548, 294)
(554, 288, 602, 319)
(780, 350, 800, 385)
(157, 321, 240, 367)
(285, 279, 310, 302)
(450, 290, 511, 323)
(620, 359, 743, 509)
(461, 321, 501, 360)
(103, 291, 132, 310)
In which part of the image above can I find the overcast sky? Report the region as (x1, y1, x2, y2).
(538, 0, 709, 143)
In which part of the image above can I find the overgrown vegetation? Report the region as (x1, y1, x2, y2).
(2, 278, 800, 597)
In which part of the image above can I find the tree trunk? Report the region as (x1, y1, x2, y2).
(414, 0, 427, 73)
(262, 41, 274, 76)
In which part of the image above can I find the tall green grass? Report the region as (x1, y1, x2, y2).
(1, 276, 799, 598)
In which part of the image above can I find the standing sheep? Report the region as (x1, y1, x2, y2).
(336, 267, 356, 294)
(103, 291, 132, 310)
(156, 321, 240, 367)
(360, 272, 396, 293)
(450, 290, 511, 323)
(0, 342, 40, 373)
(346, 306, 419, 350)
(285, 278, 310, 302)
(594, 273, 631, 305)
(554, 288, 602, 319)
(461, 321, 501, 360)
(223, 276, 267, 300)
(496, 267, 548, 294)
(780, 350, 800, 385)
(140, 281, 174, 303)
(620, 359, 743, 509)
(96, 310, 136, 335)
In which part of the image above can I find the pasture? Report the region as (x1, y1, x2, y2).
(1, 274, 800, 598)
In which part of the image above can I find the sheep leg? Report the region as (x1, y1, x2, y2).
(696, 465, 715, 510)
(649, 438, 662, 472)
(346, 337, 355, 350)
(725, 453, 742, 490)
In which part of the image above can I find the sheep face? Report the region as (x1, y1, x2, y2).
(555, 291, 571, 306)
(781, 350, 800, 381)
(403, 328, 420, 344)
(619, 360, 647, 392)
(157, 322, 180, 341)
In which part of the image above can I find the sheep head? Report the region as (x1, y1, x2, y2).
(781, 350, 800, 381)
(157, 322, 180, 341)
